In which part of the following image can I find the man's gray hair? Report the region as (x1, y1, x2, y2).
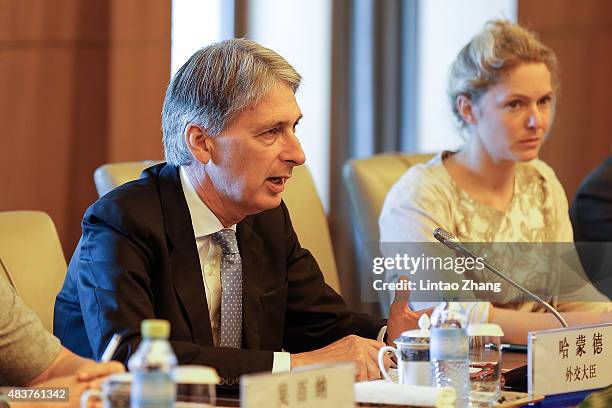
(162, 38, 302, 165)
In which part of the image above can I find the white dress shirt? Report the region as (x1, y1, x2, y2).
(179, 167, 290, 372)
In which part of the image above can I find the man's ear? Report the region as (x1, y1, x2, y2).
(184, 124, 213, 164)
(456, 94, 477, 126)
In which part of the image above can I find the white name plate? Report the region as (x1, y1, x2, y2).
(528, 322, 612, 396)
(240, 363, 355, 408)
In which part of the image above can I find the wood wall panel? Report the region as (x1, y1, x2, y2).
(0, 0, 171, 254)
(1, 47, 76, 251)
(108, 44, 169, 162)
(519, 0, 612, 201)
(0, 0, 79, 42)
(107, 0, 170, 162)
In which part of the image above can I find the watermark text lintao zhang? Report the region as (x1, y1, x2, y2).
(372, 278, 502, 293)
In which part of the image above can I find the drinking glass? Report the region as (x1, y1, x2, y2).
(467, 324, 504, 407)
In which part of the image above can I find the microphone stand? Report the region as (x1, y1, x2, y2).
(433, 228, 569, 328)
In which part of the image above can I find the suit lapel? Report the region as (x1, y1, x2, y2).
(158, 164, 213, 346)
(237, 217, 263, 350)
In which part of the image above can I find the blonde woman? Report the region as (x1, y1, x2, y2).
(380, 20, 611, 344)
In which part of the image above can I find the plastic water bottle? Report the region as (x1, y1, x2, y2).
(129, 319, 178, 408)
(430, 302, 469, 408)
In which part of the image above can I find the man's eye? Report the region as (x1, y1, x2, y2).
(267, 127, 281, 135)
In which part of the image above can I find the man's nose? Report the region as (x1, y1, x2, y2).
(282, 133, 306, 166)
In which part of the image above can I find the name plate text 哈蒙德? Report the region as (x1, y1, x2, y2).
(528, 322, 611, 396)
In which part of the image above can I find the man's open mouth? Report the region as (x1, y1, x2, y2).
(267, 177, 285, 185)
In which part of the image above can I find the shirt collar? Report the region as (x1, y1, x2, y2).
(179, 166, 236, 238)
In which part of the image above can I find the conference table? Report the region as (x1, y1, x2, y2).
(213, 351, 606, 407)
(2, 351, 597, 407)
(214, 352, 538, 407)
(3, 351, 596, 407)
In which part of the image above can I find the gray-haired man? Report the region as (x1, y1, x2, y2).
(55, 39, 422, 384)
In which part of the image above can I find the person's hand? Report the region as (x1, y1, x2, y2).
(78, 361, 125, 408)
(11, 375, 89, 408)
(291, 335, 393, 382)
(386, 275, 433, 345)
(21, 362, 124, 408)
(15, 362, 125, 408)
(76, 361, 124, 387)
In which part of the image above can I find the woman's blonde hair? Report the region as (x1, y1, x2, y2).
(448, 20, 559, 128)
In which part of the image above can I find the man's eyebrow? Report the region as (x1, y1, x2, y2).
(253, 114, 303, 132)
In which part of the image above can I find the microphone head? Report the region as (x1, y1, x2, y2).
(433, 227, 475, 260)
(433, 227, 457, 243)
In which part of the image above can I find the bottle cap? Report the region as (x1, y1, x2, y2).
(396, 313, 433, 342)
(418, 313, 431, 333)
(141, 319, 171, 339)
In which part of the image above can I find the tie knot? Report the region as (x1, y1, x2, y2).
(211, 229, 239, 254)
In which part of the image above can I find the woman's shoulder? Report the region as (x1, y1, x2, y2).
(385, 152, 456, 208)
(393, 152, 451, 190)
(380, 152, 457, 243)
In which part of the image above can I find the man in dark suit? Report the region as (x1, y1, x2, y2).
(54, 38, 421, 383)
(571, 155, 612, 298)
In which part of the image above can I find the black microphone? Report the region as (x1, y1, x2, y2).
(433, 227, 569, 328)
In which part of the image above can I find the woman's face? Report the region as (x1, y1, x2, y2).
(471, 62, 554, 163)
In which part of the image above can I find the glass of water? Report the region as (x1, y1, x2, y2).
(174, 365, 220, 408)
(467, 324, 504, 407)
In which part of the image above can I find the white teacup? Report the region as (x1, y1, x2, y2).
(378, 329, 431, 386)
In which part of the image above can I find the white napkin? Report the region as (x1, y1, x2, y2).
(354, 381, 456, 407)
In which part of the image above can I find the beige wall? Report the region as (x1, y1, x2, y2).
(0, 0, 170, 254)
(519, 0, 612, 200)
